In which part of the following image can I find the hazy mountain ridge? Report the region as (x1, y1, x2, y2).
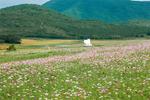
(43, 0, 150, 22)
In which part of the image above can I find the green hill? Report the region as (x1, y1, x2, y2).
(127, 20, 150, 27)
(43, 0, 150, 23)
(0, 4, 150, 43)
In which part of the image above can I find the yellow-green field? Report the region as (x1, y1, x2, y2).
(0, 38, 146, 63)
(0, 39, 80, 49)
(0, 39, 150, 99)
(0, 38, 146, 50)
(0, 39, 84, 63)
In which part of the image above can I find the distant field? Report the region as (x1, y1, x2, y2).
(0, 38, 146, 49)
(0, 39, 84, 63)
(0, 39, 150, 99)
(0, 38, 147, 63)
(0, 39, 81, 49)
(21, 39, 80, 46)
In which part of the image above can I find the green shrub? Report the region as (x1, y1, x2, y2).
(0, 34, 21, 44)
(0, 39, 4, 43)
(7, 45, 16, 51)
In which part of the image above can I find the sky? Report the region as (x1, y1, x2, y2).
(133, 0, 150, 1)
(132, 0, 150, 1)
(0, 0, 150, 9)
(0, 0, 50, 9)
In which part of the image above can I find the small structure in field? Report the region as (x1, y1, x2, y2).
(84, 39, 92, 47)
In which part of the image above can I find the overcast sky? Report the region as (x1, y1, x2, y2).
(0, 0, 50, 9)
(132, 0, 150, 1)
(0, 0, 150, 9)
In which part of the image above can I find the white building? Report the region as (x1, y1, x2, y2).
(84, 39, 92, 47)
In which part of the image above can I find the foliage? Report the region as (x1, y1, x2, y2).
(43, 0, 150, 22)
(6, 44, 16, 51)
(0, 4, 150, 40)
(0, 34, 21, 43)
(127, 20, 150, 27)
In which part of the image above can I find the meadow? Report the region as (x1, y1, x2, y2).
(0, 38, 150, 100)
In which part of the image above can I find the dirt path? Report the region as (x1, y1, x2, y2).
(1, 42, 150, 68)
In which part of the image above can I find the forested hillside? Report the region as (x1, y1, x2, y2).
(43, 0, 150, 22)
(0, 4, 150, 43)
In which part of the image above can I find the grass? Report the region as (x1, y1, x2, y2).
(0, 38, 148, 63)
(0, 50, 81, 63)
(1, 51, 150, 99)
(1, 38, 146, 63)
(0, 39, 84, 63)
(93, 39, 147, 47)
(0, 38, 150, 99)
(0, 44, 9, 50)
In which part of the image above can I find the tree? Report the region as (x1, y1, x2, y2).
(0, 34, 21, 44)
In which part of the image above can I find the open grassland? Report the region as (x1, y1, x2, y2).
(0, 39, 150, 99)
(0, 39, 84, 63)
(0, 38, 147, 63)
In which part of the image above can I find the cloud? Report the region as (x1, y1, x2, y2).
(131, 0, 150, 1)
(0, 0, 150, 9)
(0, 0, 50, 9)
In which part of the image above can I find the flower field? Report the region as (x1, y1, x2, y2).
(0, 39, 150, 99)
